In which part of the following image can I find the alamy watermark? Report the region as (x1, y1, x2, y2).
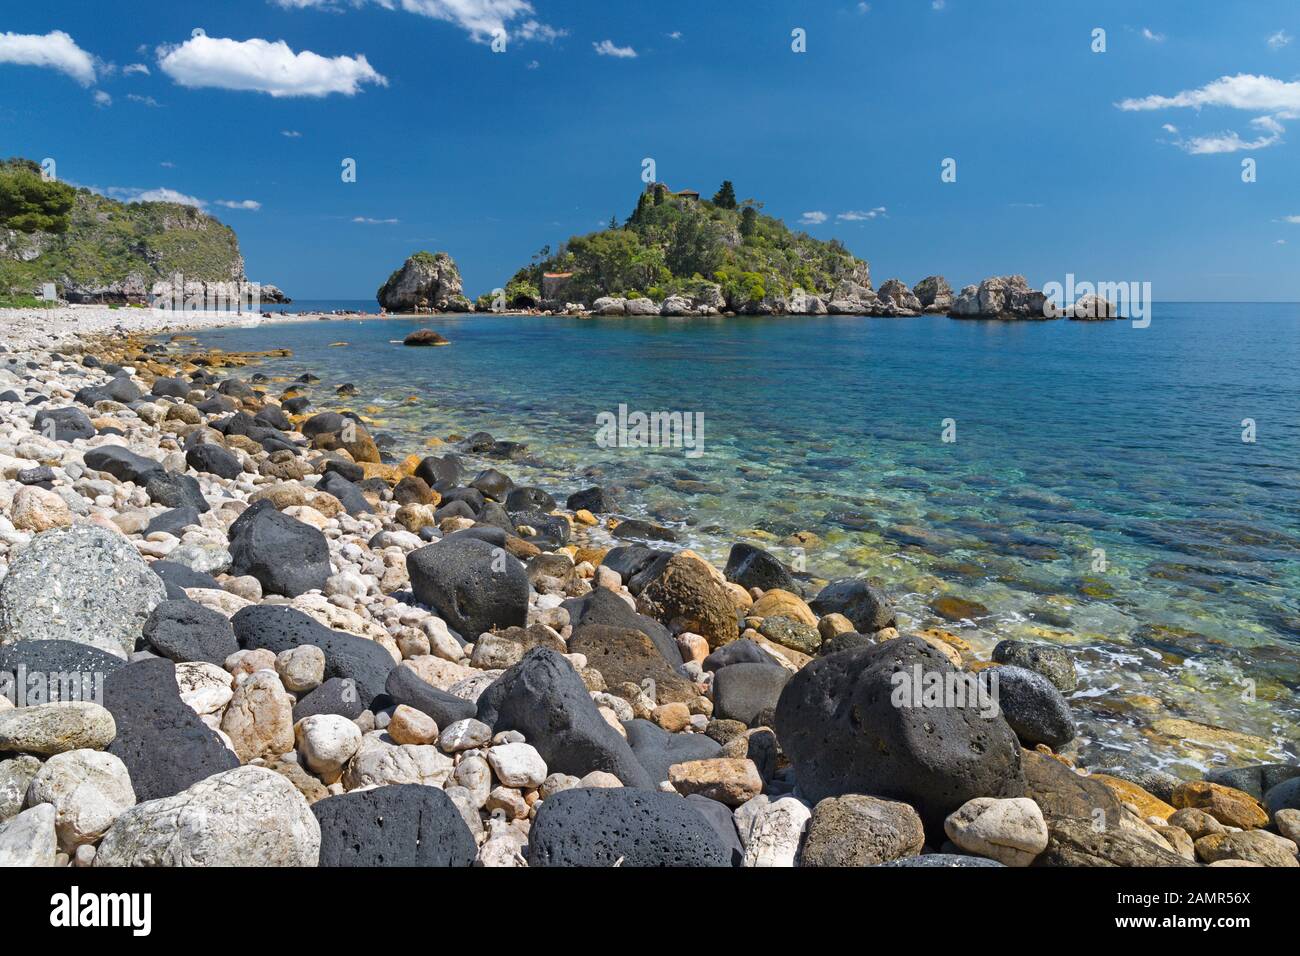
(1042, 273, 1152, 327)
(595, 404, 705, 458)
(1, 666, 105, 708)
(891, 663, 1001, 719)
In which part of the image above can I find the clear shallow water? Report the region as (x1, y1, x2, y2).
(189, 304, 1300, 776)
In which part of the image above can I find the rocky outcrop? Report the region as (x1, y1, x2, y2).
(913, 275, 953, 313)
(875, 278, 923, 316)
(949, 275, 1049, 320)
(827, 278, 879, 315)
(376, 251, 473, 313)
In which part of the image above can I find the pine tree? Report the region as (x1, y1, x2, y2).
(711, 180, 737, 209)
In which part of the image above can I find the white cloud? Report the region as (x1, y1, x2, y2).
(1117, 74, 1300, 154)
(157, 33, 387, 97)
(0, 30, 98, 86)
(857, 3, 871, 13)
(123, 62, 150, 75)
(1141, 28, 1165, 42)
(526, 59, 539, 69)
(593, 40, 637, 58)
(93, 90, 112, 107)
(1279, 215, 1300, 224)
(127, 93, 162, 107)
(667, 31, 683, 40)
(281, 129, 302, 137)
(353, 215, 399, 224)
(1117, 73, 1300, 113)
(280, 0, 563, 45)
(102, 186, 207, 208)
(216, 199, 261, 210)
(1278, 239, 1287, 245)
(1162, 123, 1178, 134)
(160, 161, 175, 168)
(1267, 30, 1292, 50)
(798, 211, 828, 225)
(837, 207, 887, 221)
(932, 0, 945, 9)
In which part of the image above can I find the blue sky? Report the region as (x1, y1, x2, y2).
(2, 0, 1299, 300)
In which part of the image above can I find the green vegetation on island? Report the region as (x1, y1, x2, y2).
(497, 180, 871, 312)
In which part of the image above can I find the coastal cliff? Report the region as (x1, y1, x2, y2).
(0, 157, 285, 306)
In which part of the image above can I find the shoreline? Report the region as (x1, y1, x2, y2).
(0, 306, 1294, 868)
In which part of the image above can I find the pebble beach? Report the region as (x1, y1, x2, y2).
(0, 304, 1297, 869)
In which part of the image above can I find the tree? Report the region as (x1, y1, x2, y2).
(0, 161, 75, 234)
(739, 205, 758, 240)
(608, 214, 619, 230)
(711, 180, 737, 209)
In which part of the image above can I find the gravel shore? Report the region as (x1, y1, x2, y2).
(0, 309, 1295, 868)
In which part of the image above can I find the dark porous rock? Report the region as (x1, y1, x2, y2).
(1206, 763, 1300, 802)
(511, 510, 569, 547)
(505, 486, 556, 513)
(232, 604, 395, 706)
(566, 486, 619, 514)
(475, 500, 514, 533)
(476, 647, 652, 788)
(800, 794, 927, 867)
(292, 677, 365, 724)
(32, 406, 95, 442)
(144, 506, 201, 538)
(1264, 777, 1300, 816)
(384, 664, 476, 726)
(527, 787, 730, 867)
(612, 519, 679, 543)
(636, 553, 739, 650)
(16, 465, 55, 486)
(817, 631, 875, 656)
(317, 471, 373, 516)
(227, 500, 331, 597)
(103, 657, 241, 801)
(981, 665, 1075, 748)
(281, 396, 310, 415)
(685, 793, 743, 866)
(809, 577, 896, 633)
(1035, 816, 1195, 867)
(991, 640, 1077, 694)
(0, 639, 127, 684)
(1021, 749, 1121, 828)
(774, 636, 1026, 834)
(702, 638, 769, 672)
(877, 853, 1005, 868)
(406, 536, 528, 639)
(470, 468, 513, 500)
(185, 443, 241, 480)
(724, 543, 797, 594)
(562, 587, 682, 668)
(712, 662, 790, 726)
(568, 625, 696, 704)
(314, 784, 476, 867)
(600, 545, 671, 596)
(145, 470, 210, 513)
(300, 411, 348, 440)
(623, 718, 723, 784)
(142, 599, 238, 665)
(392, 476, 435, 506)
(323, 459, 365, 483)
(253, 406, 292, 431)
(438, 486, 485, 515)
(151, 560, 221, 599)
(414, 455, 460, 491)
(82, 445, 164, 484)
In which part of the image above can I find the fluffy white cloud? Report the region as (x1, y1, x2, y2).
(1141, 28, 1165, 42)
(216, 199, 261, 210)
(102, 186, 206, 207)
(1117, 74, 1300, 154)
(1117, 73, 1300, 113)
(1279, 215, 1300, 224)
(353, 216, 399, 224)
(798, 211, 828, 225)
(0, 30, 98, 86)
(127, 93, 161, 107)
(593, 40, 636, 58)
(157, 33, 386, 97)
(93, 90, 112, 107)
(282, 129, 302, 137)
(279, 0, 563, 44)
(837, 207, 886, 221)
(123, 62, 150, 75)
(1267, 30, 1292, 50)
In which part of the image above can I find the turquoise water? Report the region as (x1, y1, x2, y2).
(189, 305, 1300, 775)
